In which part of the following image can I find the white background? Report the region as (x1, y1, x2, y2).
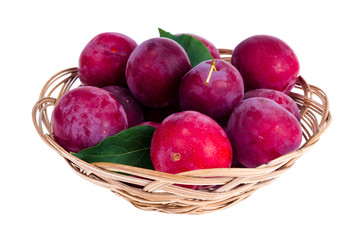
(1, 0, 361, 239)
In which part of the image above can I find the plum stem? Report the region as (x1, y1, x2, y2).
(205, 58, 217, 85)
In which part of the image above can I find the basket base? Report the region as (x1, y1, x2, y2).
(110, 179, 276, 215)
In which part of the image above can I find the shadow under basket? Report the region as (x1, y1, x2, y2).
(32, 49, 332, 215)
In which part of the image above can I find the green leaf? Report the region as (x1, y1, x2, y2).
(158, 28, 213, 67)
(72, 125, 156, 170)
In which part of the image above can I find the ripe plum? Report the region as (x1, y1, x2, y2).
(231, 35, 299, 93)
(151, 111, 232, 174)
(51, 86, 128, 153)
(126, 37, 191, 107)
(226, 97, 302, 168)
(78, 32, 137, 87)
(179, 59, 244, 125)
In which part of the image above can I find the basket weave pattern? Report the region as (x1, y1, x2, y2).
(32, 49, 331, 214)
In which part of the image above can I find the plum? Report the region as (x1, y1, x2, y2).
(226, 97, 302, 168)
(231, 35, 300, 93)
(151, 111, 232, 175)
(179, 59, 244, 125)
(126, 37, 191, 107)
(78, 32, 137, 87)
(102, 86, 144, 127)
(176, 33, 220, 59)
(51, 86, 128, 153)
(244, 88, 300, 121)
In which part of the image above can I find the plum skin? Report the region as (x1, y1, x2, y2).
(51, 86, 128, 153)
(126, 37, 191, 107)
(102, 86, 144, 127)
(231, 35, 300, 93)
(179, 59, 244, 125)
(244, 88, 301, 121)
(78, 32, 137, 87)
(151, 111, 232, 174)
(226, 97, 302, 168)
(176, 33, 220, 59)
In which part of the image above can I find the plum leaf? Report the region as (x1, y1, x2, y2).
(72, 125, 155, 170)
(158, 28, 213, 67)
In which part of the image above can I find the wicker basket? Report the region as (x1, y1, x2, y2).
(32, 49, 331, 215)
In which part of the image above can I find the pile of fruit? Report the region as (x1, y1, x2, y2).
(51, 29, 302, 180)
